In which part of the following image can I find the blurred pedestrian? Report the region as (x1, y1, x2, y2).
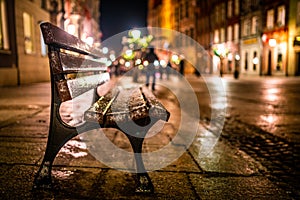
(166, 61, 172, 80)
(179, 58, 185, 77)
(144, 47, 159, 90)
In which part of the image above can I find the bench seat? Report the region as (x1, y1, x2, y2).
(84, 86, 169, 126)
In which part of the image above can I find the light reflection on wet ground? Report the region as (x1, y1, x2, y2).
(60, 140, 88, 158)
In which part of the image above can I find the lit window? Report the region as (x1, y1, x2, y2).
(277, 5, 285, 26)
(0, 0, 10, 50)
(214, 29, 219, 43)
(220, 28, 225, 42)
(227, 26, 232, 41)
(23, 12, 35, 54)
(234, 23, 239, 42)
(267, 9, 274, 29)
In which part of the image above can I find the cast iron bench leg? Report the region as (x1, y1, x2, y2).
(33, 103, 78, 189)
(125, 132, 154, 193)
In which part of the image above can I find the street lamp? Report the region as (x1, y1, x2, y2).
(269, 39, 277, 47)
(130, 29, 141, 40)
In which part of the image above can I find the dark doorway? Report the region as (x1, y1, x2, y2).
(296, 52, 300, 76)
(267, 50, 272, 75)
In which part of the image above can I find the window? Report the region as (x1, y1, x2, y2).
(0, 0, 9, 50)
(244, 19, 251, 36)
(277, 5, 285, 26)
(23, 12, 35, 54)
(234, 0, 239, 16)
(234, 23, 239, 42)
(251, 16, 258, 34)
(228, 0, 232, 18)
(221, 28, 225, 42)
(267, 9, 274, 29)
(227, 26, 232, 41)
(214, 29, 219, 43)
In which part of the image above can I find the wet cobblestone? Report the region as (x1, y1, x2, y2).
(219, 116, 300, 199)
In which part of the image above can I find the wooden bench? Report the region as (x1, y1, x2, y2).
(33, 22, 170, 193)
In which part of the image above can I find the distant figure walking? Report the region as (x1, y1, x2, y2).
(144, 47, 159, 90)
(179, 58, 185, 77)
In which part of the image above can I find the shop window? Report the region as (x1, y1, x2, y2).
(23, 12, 35, 54)
(0, 0, 10, 50)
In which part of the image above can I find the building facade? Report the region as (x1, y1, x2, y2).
(260, 0, 289, 76)
(147, 0, 197, 74)
(287, 0, 300, 76)
(240, 0, 262, 75)
(0, 0, 50, 86)
(0, 0, 101, 86)
(147, 0, 296, 77)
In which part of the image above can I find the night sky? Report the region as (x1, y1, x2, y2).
(100, 0, 148, 41)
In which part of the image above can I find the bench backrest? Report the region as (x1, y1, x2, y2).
(40, 22, 109, 103)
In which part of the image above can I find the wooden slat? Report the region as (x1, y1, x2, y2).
(84, 87, 151, 126)
(56, 72, 110, 102)
(58, 52, 107, 74)
(40, 22, 102, 57)
(141, 87, 170, 121)
(84, 90, 119, 125)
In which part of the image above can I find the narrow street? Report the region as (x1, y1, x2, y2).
(186, 74, 300, 198)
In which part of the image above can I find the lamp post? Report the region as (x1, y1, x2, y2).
(234, 54, 240, 79)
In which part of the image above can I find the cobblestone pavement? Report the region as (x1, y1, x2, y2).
(219, 116, 300, 199)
